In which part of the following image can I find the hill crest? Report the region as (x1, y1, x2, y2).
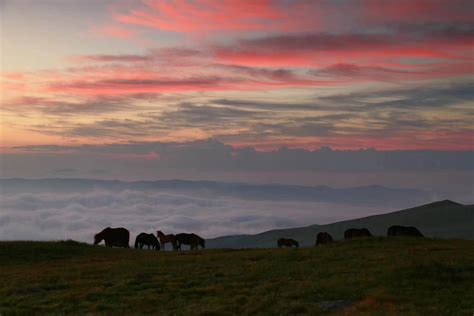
(207, 200, 474, 248)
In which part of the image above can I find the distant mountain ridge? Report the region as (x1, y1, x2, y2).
(207, 200, 474, 248)
(0, 178, 429, 207)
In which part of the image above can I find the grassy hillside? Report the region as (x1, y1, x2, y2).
(208, 200, 474, 248)
(1, 238, 473, 315)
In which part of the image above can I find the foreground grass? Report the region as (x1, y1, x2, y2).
(0, 238, 473, 315)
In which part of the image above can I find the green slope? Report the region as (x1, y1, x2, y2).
(208, 200, 474, 248)
(1, 238, 473, 315)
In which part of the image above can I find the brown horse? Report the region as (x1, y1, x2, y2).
(277, 238, 299, 248)
(175, 233, 205, 250)
(344, 228, 372, 239)
(315, 232, 333, 246)
(94, 227, 130, 248)
(157, 230, 178, 250)
(387, 225, 424, 237)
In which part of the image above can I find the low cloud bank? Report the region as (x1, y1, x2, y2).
(1, 189, 398, 243)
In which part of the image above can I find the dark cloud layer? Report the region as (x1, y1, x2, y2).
(9, 139, 474, 172)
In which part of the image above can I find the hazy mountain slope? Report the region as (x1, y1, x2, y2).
(207, 200, 474, 248)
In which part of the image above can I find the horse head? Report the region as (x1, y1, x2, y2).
(93, 232, 103, 245)
(93, 227, 111, 245)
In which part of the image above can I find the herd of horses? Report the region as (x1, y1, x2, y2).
(93, 227, 205, 250)
(277, 225, 424, 248)
(93, 225, 423, 250)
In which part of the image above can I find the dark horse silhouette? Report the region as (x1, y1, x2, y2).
(277, 238, 299, 248)
(94, 227, 129, 248)
(135, 233, 161, 250)
(387, 225, 424, 237)
(175, 233, 205, 250)
(157, 231, 178, 250)
(315, 232, 333, 246)
(344, 228, 372, 239)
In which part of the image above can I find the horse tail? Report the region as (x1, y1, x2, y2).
(134, 238, 139, 249)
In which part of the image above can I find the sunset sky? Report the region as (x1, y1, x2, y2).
(0, 0, 473, 180)
(0, 0, 473, 241)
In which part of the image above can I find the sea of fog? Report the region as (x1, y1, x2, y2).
(0, 178, 455, 242)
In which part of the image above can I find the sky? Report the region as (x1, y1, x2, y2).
(0, 1, 473, 187)
(0, 0, 473, 240)
(1, 0, 472, 150)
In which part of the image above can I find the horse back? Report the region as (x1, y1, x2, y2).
(107, 227, 130, 247)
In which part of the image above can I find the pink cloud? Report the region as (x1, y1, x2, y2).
(111, 0, 473, 35)
(114, 0, 320, 33)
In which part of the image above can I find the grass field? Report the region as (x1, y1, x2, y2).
(1, 238, 473, 315)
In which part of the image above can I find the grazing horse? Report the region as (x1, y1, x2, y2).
(315, 232, 333, 246)
(175, 233, 205, 250)
(344, 228, 372, 239)
(277, 238, 299, 248)
(387, 225, 424, 237)
(135, 233, 161, 250)
(157, 231, 178, 250)
(94, 227, 130, 248)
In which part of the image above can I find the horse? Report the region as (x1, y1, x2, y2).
(94, 227, 130, 248)
(277, 238, 299, 248)
(344, 228, 372, 239)
(315, 232, 333, 246)
(387, 225, 424, 237)
(157, 231, 178, 250)
(135, 233, 160, 250)
(175, 233, 205, 250)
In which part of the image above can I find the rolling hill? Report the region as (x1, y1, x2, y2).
(207, 200, 474, 248)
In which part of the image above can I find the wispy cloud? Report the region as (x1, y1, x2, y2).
(8, 81, 471, 150)
(1, 0, 472, 154)
(113, 0, 320, 33)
